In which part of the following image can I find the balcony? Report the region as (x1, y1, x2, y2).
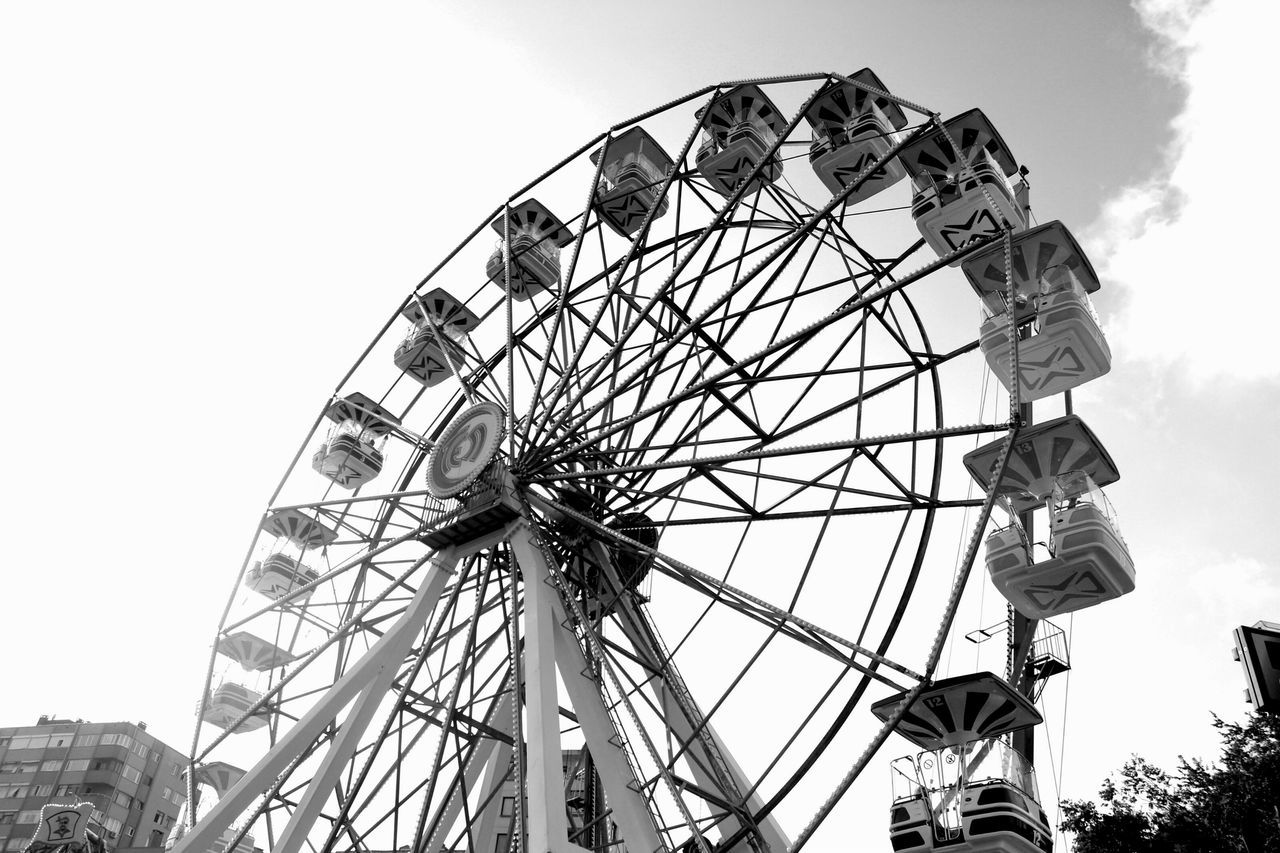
(419, 462, 521, 549)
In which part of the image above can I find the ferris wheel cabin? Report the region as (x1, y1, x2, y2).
(201, 632, 295, 734)
(875, 673, 1051, 852)
(805, 69, 909, 202)
(200, 682, 269, 732)
(591, 127, 675, 237)
(243, 509, 333, 601)
(394, 288, 481, 387)
(965, 417, 1135, 618)
(244, 552, 319, 602)
(965, 223, 1112, 401)
(312, 392, 400, 488)
(485, 199, 574, 300)
(695, 84, 786, 197)
(898, 109, 1028, 264)
(985, 471, 1136, 619)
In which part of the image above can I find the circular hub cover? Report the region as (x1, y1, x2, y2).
(426, 401, 505, 498)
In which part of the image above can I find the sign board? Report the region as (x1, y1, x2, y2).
(1233, 621, 1280, 712)
(426, 401, 504, 498)
(23, 803, 91, 853)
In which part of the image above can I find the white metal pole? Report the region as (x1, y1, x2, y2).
(506, 525, 571, 853)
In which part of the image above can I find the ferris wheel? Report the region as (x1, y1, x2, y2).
(168, 70, 1135, 853)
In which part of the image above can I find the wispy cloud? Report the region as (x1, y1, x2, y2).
(1088, 0, 1277, 384)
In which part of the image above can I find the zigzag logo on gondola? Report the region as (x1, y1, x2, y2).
(1018, 345, 1085, 391)
(832, 152, 887, 187)
(714, 156, 759, 183)
(940, 209, 1000, 251)
(605, 194, 648, 230)
(405, 352, 448, 383)
(1024, 570, 1105, 610)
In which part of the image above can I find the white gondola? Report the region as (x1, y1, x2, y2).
(591, 127, 675, 237)
(200, 682, 268, 732)
(899, 109, 1028, 264)
(985, 471, 1135, 618)
(244, 553, 319, 602)
(485, 199, 574, 300)
(313, 393, 401, 468)
(394, 288, 480, 387)
(312, 426, 385, 488)
(805, 69, 909, 202)
(890, 738, 1052, 853)
(695, 84, 785, 197)
(979, 264, 1111, 402)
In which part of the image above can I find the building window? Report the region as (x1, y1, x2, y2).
(149, 830, 165, 848)
(153, 812, 165, 825)
(0, 787, 29, 799)
(0, 763, 18, 774)
(499, 796, 514, 817)
(121, 766, 141, 784)
(47, 735, 71, 749)
(134, 744, 149, 760)
(494, 833, 509, 853)
(8, 838, 30, 851)
(55, 785, 78, 797)
(73, 735, 100, 748)
(31, 786, 52, 798)
(40, 761, 61, 772)
(8, 736, 50, 751)
(125, 827, 134, 839)
(170, 762, 183, 779)
(64, 759, 90, 773)
(113, 791, 133, 809)
(15, 811, 41, 825)
(142, 775, 153, 787)
(0, 812, 14, 825)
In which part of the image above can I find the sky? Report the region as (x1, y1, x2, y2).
(2, 1, 1278, 851)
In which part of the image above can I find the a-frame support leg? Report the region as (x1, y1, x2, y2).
(171, 548, 460, 853)
(509, 524, 666, 853)
(507, 527, 572, 853)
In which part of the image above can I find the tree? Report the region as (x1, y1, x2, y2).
(1060, 712, 1280, 852)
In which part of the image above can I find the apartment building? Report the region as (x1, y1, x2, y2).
(0, 717, 188, 852)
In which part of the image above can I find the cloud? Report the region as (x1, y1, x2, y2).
(1087, 0, 1279, 385)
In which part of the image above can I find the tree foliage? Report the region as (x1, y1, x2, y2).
(1060, 712, 1280, 852)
